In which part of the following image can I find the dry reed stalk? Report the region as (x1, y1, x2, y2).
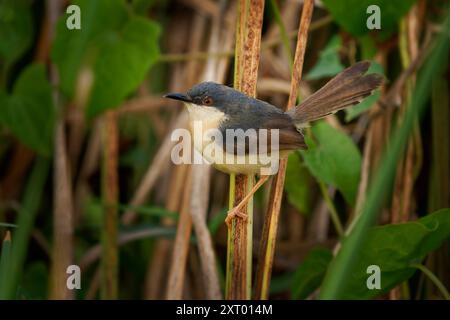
(144, 12, 208, 299)
(121, 112, 188, 224)
(79, 227, 175, 271)
(254, 0, 314, 300)
(74, 121, 101, 223)
(47, 0, 74, 300)
(100, 110, 119, 299)
(389, 4, 422, 299)
(166, 171, 193, 299)
(144, 163, 188, 299)
(158, 15, 332, 63)
(121, 11, 194, 225)
(0, 144, 34, 201)
(225, 0, 264, 300)
(179, 0, 220, 18)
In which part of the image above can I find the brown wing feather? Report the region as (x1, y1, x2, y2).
(221, 113, 306, 155)
(287, 61, 383, 124)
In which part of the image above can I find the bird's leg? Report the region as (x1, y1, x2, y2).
(225, 175, 270, 228)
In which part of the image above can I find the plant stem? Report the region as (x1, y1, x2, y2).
(0, 157, 49, 299)
(269, 0, 294, 65)
(411, 263, 450, 300)
(254, 0, 314, 300)
(157, 15, 331, 63)
(101, 110, 119, 299)
(318, 182, 344, 237)
(226, 0, 264, 300)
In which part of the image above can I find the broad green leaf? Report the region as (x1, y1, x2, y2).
(285, 152, 311, 214)
(0, 64, 55, 156)
(345, 91, 380, 122)
(0, 0, 33, 68)
(52, 0, 160, 117)
(305, 35, 344, 80)
(301, 122, 361, 205)
(341, 208, 450, 299)
(322, 0, 417, 37)
(19, 262, 48, 299)
(132, 0, 158, 13)
(291, 248, 332, 299)
(270, 272, 294, 295)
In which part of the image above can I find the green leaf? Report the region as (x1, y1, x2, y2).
(345, 91, 380, 122)
(322, 0, 417, 37)
(132, 0, 157, 13)
(0, 0, 33, 68)
(52, 0, 160, 117)
(19, 262, 48, 299)
(270, 272, 294, 295)
(305, 35, 344, 80)
(0, 157, 49, 299)
(285, 152, 311, 214)
(0, 232, 12, 291)
(291, 248, 333, 299)
(301, 122, 361, 205)
(340, 208, 450, 299)
(208, 208, 227, 235)
(0, 64, 55, 156)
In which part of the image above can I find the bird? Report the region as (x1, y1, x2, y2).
(164, 61, 383, 227)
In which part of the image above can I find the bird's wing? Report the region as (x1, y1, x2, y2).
(220, 111, 306, 155)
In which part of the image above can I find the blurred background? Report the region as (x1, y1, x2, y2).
(0, 0, 449, 300)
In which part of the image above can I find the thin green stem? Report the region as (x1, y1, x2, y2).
(318, 181, 344, 238)
(411, 263, 450, 300)
(225, 173, 236, 298)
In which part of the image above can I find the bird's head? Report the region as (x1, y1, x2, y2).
(164, 82, 247, 116)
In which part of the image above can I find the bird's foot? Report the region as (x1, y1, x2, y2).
(225, 208, 248, 228)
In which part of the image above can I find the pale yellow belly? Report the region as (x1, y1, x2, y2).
(197, 145, 292, 175)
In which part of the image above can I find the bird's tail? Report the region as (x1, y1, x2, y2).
(287, 61, 383, 125)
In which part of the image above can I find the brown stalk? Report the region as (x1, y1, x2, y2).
(144, 12, 208, 299)
(166, 170, 193, 299)
(144, 164, 188, 299)
(254, 0, 314, 300)
(121, 112, 188, 225)
(187, 2, 234, 300)
(389, 4, 423, 300)
(47, 0, 74, 300)
(226, 0, 264, 300)
(99, 110, 119, 299)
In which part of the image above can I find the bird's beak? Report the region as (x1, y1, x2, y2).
(163, 93, 192, 103)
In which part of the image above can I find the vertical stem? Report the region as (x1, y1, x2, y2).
(254, 0, 314, 300)
(0, 158, 49, 299)
(47, 0, 75, 300)
(101, 110, 119, 299)
(226, 0, 264, 300)
(166, 169, 193, 299)
(411, 264, 450, 300)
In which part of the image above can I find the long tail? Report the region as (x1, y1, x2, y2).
(287, 61, 383, 125)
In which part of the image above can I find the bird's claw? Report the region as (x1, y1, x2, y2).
(225, 208, 248, 228)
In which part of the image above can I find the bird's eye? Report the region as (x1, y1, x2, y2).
(202, 96, 213, 106)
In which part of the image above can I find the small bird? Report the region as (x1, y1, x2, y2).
(164, 61, 383, 226)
